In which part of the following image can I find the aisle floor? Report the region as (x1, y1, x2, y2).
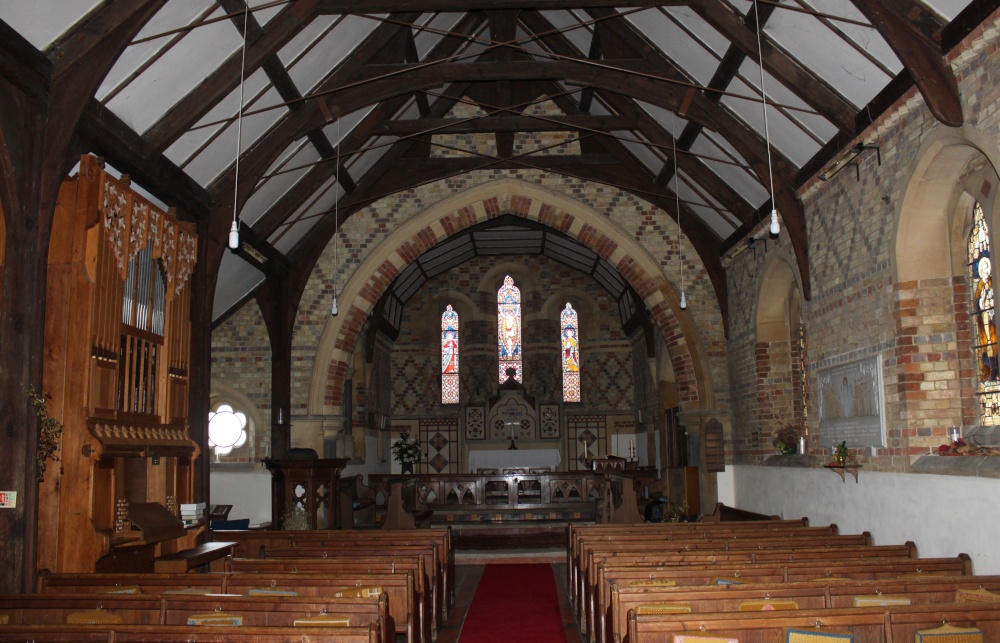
(434, 562, 583, 643)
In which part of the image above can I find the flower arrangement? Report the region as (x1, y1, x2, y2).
(391, 431, 422, 465)
(28, 387, 64, 482)
(773, 424, 803, 454)
(830, 440, 855, 466)
(659, 501, 689, 523)
(937, 437, 1000, 456)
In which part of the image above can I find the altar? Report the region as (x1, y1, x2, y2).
(467, 448, 562, 472)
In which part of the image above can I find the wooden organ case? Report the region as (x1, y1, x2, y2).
(38, 155, 200, 574)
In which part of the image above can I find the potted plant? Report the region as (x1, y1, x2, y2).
(391, 431, 422, 474)
(772, 424, 803, 455)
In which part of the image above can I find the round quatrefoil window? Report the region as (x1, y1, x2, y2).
(208, 404, 247, 455)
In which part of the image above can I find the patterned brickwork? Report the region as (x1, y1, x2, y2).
(291, 169, 724, 415)
(726, 10, 1000, 470)
(389, 254, 632, 414)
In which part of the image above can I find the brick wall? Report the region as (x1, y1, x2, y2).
(726, 9, 1000, 470)
(389, 254, 633, 415)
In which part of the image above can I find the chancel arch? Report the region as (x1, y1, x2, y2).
(307, 178, 716, 426)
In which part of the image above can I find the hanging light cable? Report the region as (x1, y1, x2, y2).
(331, 117, 340, 316)
(754, 0, 780, 237)
(228, 4, 249, 250)
(672, 113, 687, 310)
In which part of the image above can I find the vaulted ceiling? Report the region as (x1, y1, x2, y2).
(0, 0, 991, 323)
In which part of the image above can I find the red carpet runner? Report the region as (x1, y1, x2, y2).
(460, 563, 568, 642)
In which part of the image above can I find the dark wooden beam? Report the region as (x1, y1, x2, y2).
(317, 0, 684, 10)
(0, 18, 50, 98)
(849, 0, 962, 126)
(78, 100, 212, 219)
(374, 113, 639, 135)
(578, 22, 602, 114)
(210, 12, 424, 204)
(578, 7, 810, 298)
(143, 0, 318, 153)
(231, 15, 484, 258)
(685, 0, 855, 133)
(872, 0, 947, 48)
(520, 10, 754, 224)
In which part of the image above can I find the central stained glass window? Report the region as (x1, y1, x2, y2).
(497, 275, 522, 383)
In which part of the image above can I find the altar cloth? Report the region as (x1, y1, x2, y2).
(468, 448, 561, 472)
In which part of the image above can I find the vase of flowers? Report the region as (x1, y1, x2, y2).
(392, 431, 422, 474)
(773, 424, 803, 455)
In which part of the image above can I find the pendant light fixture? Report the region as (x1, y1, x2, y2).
(331, 117, 340, 317)
(673, 113, 687, 310)
(754, 0, 780, 237)
(228, 4, 250, 250)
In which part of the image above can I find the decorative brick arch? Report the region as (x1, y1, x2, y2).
(308, 178, 714, 415)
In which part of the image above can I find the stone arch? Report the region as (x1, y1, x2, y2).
(308, 178, 714, 416)
(891, 127, 1000, 434)
(756, 253, 802, 343)
(753, 252, 805, 431)
(893, 128, 1000, 284)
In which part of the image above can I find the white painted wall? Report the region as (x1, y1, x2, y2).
(209, 467, 272, 527)
(729, 465, 1000, 574)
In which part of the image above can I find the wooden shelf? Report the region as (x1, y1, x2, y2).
(824, 464, 861, 483)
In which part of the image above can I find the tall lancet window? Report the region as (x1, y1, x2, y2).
(441, 305, 460, 404)
(497, 275, 522, 383)
(561, 303, 581, 402)
(968, 202, 1000, 423)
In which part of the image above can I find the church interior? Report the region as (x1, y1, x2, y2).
(4, 0, 1000, 639)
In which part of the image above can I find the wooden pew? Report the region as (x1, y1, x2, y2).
(568, 522, 835, 601)
(39, 571, 417, 643)
(152, 540, 237, 573)
(583, 541, 915, 625)
(590, 554, 973, 643)
(609, 575, 1000, 643)
(700, 502, 782, 521)
(229, 556, 430, 643)
(574, 531, 872, 626)
(577, 533, 883, 612)
(210, 526, 455, 610)
(264, 542, 444, 633)
(626, 601, 1000, 643)
(0, 591, 390, 642)
(0, 623, 382, 642)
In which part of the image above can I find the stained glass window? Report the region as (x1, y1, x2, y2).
(441, 305, 459, 404)
(497, 275, 522, 383)
(561, 303, 581, 402)
(968, 202, 1000, 423)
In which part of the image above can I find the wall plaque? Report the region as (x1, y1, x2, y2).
(817, 355, 885, 448)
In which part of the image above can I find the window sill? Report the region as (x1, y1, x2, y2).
(910, 454, 1000, 478)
